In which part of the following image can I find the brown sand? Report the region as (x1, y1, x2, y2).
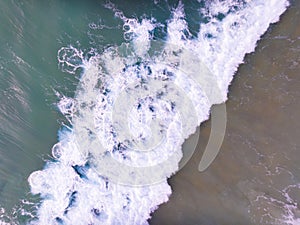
(150, 1, 300, 224)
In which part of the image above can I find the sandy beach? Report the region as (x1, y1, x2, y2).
(150, 1, 300, 224)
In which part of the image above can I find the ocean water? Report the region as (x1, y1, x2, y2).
(0, 0, 298, 224)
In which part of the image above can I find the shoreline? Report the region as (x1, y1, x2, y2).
(150, 2, 300, 224)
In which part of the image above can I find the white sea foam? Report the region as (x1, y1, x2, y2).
(28, 0, 291, 224)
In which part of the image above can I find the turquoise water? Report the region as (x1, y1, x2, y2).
(0, 0, 105, 221)
(0, 1, 298, 224)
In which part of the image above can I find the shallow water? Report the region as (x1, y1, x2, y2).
(0, 0, 298, 224)
(150, 1, 300, 224)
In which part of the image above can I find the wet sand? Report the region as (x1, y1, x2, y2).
(150, 1, 300, 224)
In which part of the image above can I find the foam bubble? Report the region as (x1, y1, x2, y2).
(28, 1, 291, 224)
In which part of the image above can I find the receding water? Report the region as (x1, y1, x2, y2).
(151, 1, 300, 224)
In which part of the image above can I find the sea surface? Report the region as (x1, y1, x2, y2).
(0, 1, 299, 224)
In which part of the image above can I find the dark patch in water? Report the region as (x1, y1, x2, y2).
(72, 163, 89, 179)
(171, 101, 176, 111)
(55, 217, 64, 224)
(146, 65, 152, 75)
(64, 191, 78, 214)
(102, 88, 110, 96)
(68, 191, 77, 207)
(137, 102, 142, 109)
(156, 91, 164, 99)
(149, 105, 155, 112)
(92, 208, 101, 216)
